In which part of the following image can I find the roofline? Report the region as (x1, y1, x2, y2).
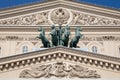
(0, 0, 120, 15)
(75, 0, 120, 11)
(0, 0, 120, 12)
(0, 46, 120, 72)
(0, 0, 49, 11)
(0, 46, 120, 63)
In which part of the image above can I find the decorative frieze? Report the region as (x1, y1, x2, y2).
(6, 36, 19, 40)
(19, 62, 101, 78)
(0, 11, 50, 25)
(0, 35, 120, 41)
(50, 8, 71, 25)
(81, 36, 120, 41)
(71, 11, 120, 25)
(0, 8, 120, 26)
(102, 36, 115, 41)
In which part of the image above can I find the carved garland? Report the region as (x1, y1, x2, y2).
(0, 11, 50, 25)
(19, 62, 101, 78)
(71, 11, 120, 25)
(0, 8, 120, 25)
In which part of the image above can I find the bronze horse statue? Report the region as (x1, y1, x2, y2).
(37, 27, 51, 48)
(62, 25, 71, 47)
(70, 27, 83, 48)
(36, 26, 83, 48)
(50, 25, 58, 47)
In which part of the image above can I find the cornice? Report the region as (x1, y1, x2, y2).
(0, 0, 120, 14)
(61, 0, 120, 18)
(0, 46, 120, 72)
(0, 26, 120, 32)
(0, 1, 60, 19)
(0, 1, 120, 26)
(0, 0, 120, 19)
(0, 34, 120, 41)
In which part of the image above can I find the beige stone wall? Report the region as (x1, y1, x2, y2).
(0, 31, 120, 58)
(0, 1, 120, 79)
(0, 1, 120, 58)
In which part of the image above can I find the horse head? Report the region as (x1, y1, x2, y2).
(50, 25, 57, 36)
(38, 27, 42, 31)
(38, 33, 43, 39)
(51, 25, 55, 29)
(64, 25, 70, 37)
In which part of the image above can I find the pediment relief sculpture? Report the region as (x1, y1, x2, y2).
(0, 11, 50, 25)
(71, 11, 120, 25)
(19, 62, 101, 78)
(50, 8, 71, 25)
(0, 8, 120, 26)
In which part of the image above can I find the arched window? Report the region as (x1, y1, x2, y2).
(92, 46, 97, 53)
(22, 46, 28, 53)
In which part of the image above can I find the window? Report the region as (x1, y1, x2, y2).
(92, 46, 97, 53)
(22, 46, 28, 53)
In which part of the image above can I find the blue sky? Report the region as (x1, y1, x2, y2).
(79, 0, 120, 9)
(0, 0, 120, 9)
(0, 0, 44, 9)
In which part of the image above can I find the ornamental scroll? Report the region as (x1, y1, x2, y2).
(0, 11, 50, 25)
(0, 8, 120, 26)
(71, 11, 120, 25)
(19, 62, 101, 78)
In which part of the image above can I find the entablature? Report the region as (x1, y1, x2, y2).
(0, 46, 120, 73)
(0, 0, 120, 26)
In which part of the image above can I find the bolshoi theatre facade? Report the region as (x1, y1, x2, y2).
(0, 0, 120, 79)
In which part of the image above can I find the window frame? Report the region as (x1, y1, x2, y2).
(22, 46, 28, 53)
(92, 46, 98, 53)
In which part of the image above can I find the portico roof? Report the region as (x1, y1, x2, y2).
(0, 46, 120, 72)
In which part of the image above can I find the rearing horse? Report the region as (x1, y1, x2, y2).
(50, 25, 58, 46)
(62, 25, 71, 47)
(70, 27, 83, 48)
(37, 27, 51, 48)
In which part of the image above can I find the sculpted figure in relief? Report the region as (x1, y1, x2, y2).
(33, 12, 49, 25)
(0, 12, 50, 25)
(51, 8, 70, 25)
(71, 11, 120, 25)
(19, 62, 101, 78)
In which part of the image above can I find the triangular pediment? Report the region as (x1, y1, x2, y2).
(0, 46, 120, 78)
(0, 0, 120, 26)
